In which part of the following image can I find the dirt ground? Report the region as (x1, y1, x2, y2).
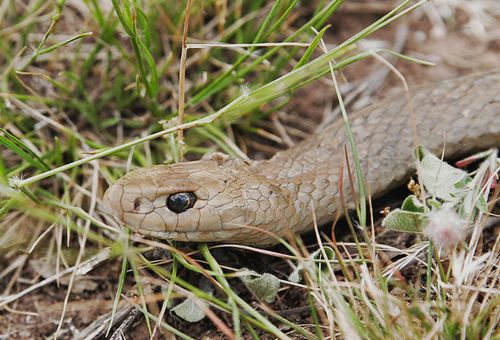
(1, 1, 499, 339)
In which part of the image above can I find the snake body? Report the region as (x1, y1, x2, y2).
(104, 71, 500, 245)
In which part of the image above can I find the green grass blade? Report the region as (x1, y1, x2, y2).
(106, 248, 129, 336)
(111, 0, 159, 103)
(38, 32, 93, 55)
(294, 24, 331, 70)
(251, 0, 285, 45)
(189, 0, 343, 106)
(0, 128, 50, 171)
(0, 155, 8, 185)
(129, 254, 152, 335)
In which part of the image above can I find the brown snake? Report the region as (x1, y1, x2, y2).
(104, 71, 500, 246)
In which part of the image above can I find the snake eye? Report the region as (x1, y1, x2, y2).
(166, 192, 197, 213)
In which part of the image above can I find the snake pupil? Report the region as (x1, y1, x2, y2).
(166, 192, 196, 213)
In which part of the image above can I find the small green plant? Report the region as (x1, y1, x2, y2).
(382, 146, 497, 245)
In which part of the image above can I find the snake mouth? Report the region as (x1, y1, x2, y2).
(131, 223, 282, 246)
(131, 221, 274, 244)
(134, 228, 239, 243)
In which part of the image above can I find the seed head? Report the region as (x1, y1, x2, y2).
(424, 206, 466, 248)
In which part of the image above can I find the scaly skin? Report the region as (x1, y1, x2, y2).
(104, 71, 500, 245)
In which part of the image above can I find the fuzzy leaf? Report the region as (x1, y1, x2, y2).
(382, 209, 427, 232)
(401, 195, 425, 213)
(288, 246, 338, 283)
(453, 175, 472, 190)
(476, 194, 488, 212)
(427, 198, 442, 210)
(311, 247, 337, 274)
(241, 270, 280, 303)
(170, 298, 206, 323)
(288, 268, 301, 284)
(416, 146, 468, 201)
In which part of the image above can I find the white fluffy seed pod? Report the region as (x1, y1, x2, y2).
(424, 206, 467, 248)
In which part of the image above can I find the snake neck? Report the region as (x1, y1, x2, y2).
(252, 71, 500, 234)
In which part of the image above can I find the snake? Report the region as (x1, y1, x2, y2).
(103, 71, 500, 246)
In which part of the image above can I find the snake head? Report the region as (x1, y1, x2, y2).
(103, 154, 294, 244)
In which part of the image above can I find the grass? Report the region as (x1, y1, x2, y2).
(0, 0, 499, 339)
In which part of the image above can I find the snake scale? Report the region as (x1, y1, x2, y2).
(104, 71, 500, 246)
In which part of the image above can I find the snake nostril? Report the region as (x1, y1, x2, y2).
(133, 197, 141, 211)
(131, 197, 153, 213)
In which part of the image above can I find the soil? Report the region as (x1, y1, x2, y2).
(1, 2, 499, 339)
